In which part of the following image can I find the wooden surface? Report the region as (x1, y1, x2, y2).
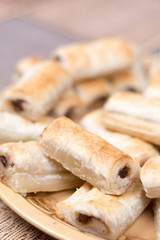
(0, 0, 160, 52)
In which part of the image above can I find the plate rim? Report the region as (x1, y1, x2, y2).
(0, 181, 100, 240)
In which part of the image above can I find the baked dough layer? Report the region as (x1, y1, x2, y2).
(103, 112, 160, 145)
(0, 60, 72, 121)
(50, 88, 84, 118)
(154, 199, 160, 240)
(81, 109, 159, 166)
(52, 38, 137, 81)
(39, 116, 138, 195)
(56, 182, 150, 240)
(111, 57, 146, 92)
(104, 91, 160, 124)
(13, 56, 43, 81)
(0, 111, 54, 143)
(75, 77, 112, 106)
(140, 156, 160, 198)
(103, 92, 160, 144)
(0, 141, 83, 194)
(145, 56, 160, 98)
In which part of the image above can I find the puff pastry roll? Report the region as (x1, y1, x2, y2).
(52, 38, 138, 81)
(0, 111, 54, 143)
(0, 60, 72, 121)
(103, 91, 160, 145)
(52, 77, 111, 121)
(145, 56, 160, 98)
(0, 141, 83, 195)
(111, 59, 146, 93)
(75, 77, 112, 108)
(39, 116, 138, 195)
(50, 88, 84, 118)
(154, 199, 160, 240)
(81, 109, 159, 166)
(56, 182, 150, 240)
(140, 156, 160, 198)
(13, 56, 43, 81)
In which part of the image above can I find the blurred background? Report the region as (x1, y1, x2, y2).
(0, 0, 160, 87)
(0, 0, 160, 50)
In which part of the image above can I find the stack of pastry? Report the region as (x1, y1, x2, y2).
(0, 37, 160, 239)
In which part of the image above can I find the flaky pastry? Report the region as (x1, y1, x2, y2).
(0, 141, 83, 194)
(81, 109, 159, 166)
(0, 61, 72, 121)
(0, 111, 54, 143)
(103, 91, 160, 144)
(52, 38, 138, 81)
(56, 182, 150, 240)
(154, 199, 160, 240)
(39, 116, 138, 195)
(145, 55, 160, 98)
(140, 156, 160, 198)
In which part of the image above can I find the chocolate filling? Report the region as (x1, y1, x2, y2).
(11, 99, 25, 112)
(10, 162, 15, 167)
(54, 56, 61, 62)
(0, 156, 7, 168)
(126, 87, 137, 92)
(76, 214, 91, 224)
(118, 166, 129, 178)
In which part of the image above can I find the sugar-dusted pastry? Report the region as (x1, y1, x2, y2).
(50, 88, 84, 118)
(111, 59, 146, 92)
(103, 91, 160, 145)
(145, 55, 160, 98)
(0, 141, 83, 195)
(52, 38, 138, 81)
(154, 199, 160, 240)
(140, 156, 160, 198)
(39, 116, 138, 195)
(0, 111, 54, 143)
(81, 109, 159, 166)
(75, 77, 112, 107)
(0, 60, 72, 121)
(56, 182, 150, 240)
(13, 56, 43, 81)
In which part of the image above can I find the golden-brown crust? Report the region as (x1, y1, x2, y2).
(39, 116, 138, 195)
(56, 182, 150, 240)
(15, 56, 43, 75)
(52, 38, 136, 80)
(111, 55, 146, 93)
(0, 141, 83, 193)
(144, 56, 160, 98)
(40, 116, 130, 169)
(111, 69, 145, 92)
(75, 78, 112, 105)
(50, 88, 84, 117)
(140, 156, 160, 198)
(12, 61, 70, 99)
(103, 91, 160, 144)
(0, 61, 72, 120)
(81, 109, 159, 166)
(103, 112, 160, 145)
(120, 137, 159, 166)
(0, 111, 54, 143)
(154, 199, 160, 240)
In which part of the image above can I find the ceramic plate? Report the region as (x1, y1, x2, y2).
(0, 181, 156, 240)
